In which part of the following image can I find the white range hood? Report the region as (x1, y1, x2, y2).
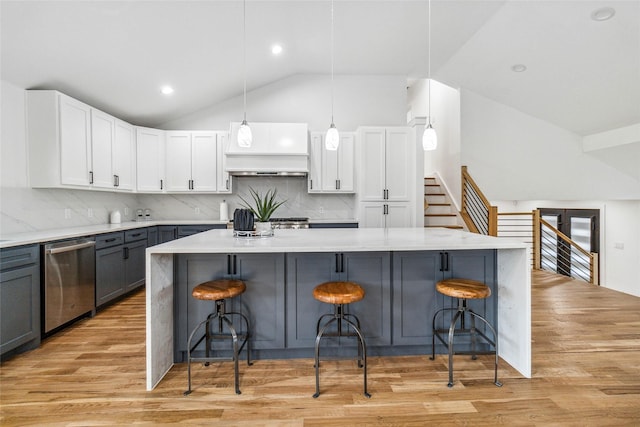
(226, 122, 309, 176)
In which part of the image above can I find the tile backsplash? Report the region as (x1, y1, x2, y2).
(0, 177, 355, 235)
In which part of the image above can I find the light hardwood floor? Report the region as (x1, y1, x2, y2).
(1, 270, 639, 426)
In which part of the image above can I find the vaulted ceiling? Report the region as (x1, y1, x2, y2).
(2, 1, 639, 136)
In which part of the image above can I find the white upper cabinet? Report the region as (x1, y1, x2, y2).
(27, 91, 92, 188)
(136, 127, 165, 193)
(216, 132, 232, 193)
(358, 127, 411, 201)
(308, 132, 355, 193)
(165, 131, 228, 193)
(112, 120, 135, 191)
(27, 90, 135, 192)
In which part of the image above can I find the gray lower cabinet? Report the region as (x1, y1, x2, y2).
(286, 252, 391, 348)
(177, 224, 224, 237)
(0, 245, 40, 358)
(308, 222, 358, 229)
(147, 227, 158, 246)
(175, 252, 285, 360)
(392, 249, 496, 347)
(95, 229, 147, 307)
(158, 226, 178, 243)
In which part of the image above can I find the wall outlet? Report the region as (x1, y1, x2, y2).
(319, 206, 324, 214)
(87, 208, 93, 218)
(195, 207, 200, 214)
(614, 242, 624, 250)
(124, 207, 129, 216)
(64, 208, 71, 219)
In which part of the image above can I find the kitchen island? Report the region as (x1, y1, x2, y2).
(146, 227, 530, 390)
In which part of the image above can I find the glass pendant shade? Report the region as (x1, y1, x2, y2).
(422, 123, 437, 151)
(238, 120, 252, 148)
(325, 123, 339, 151)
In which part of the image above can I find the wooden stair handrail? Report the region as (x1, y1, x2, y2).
(461, 166, 498, 236)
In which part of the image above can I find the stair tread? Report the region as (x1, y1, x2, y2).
(424, 225, 464, 229)
(425, 203, 451, 206)
(425, 193, 446, 196)
(424, 213, 457, 217)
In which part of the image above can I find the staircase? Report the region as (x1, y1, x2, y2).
(423, 177, 464, 230)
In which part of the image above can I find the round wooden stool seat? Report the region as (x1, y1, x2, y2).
(313, 281, 365, 305)
(436, 278, 491, 300)
(192, 279, 246, 301)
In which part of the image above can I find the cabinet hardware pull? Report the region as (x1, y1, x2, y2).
(160, 179, 164, 190)
(340, 253, 345, 273)
(105, 238, 117, 243)
(225, 179, 229, 190)
(123, 247, 129, 260)
(310, 179, 313, 190)
(89, 171, 94, 184)
(335, 253, 340, 273)
(232, 254, 237, 275)
(227, 254, 232, 275)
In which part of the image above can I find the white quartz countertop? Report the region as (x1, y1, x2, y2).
(0, 219, 359, 249)
(148, 227, 528, 254)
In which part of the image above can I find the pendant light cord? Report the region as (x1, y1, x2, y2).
(427, 0, 432, 125)
(243, 0, 247, 122)
(330, 0, 335, 125)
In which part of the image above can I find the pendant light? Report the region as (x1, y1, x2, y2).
(325, 0, 339, 151)
(238, 0, 252, 148)
(422, 0, 438, 151)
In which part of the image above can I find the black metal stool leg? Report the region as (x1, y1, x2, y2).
(447, 308, 463, 388)
(342, 316, 370, 398)
(313, 317, 338, 398)
(468, 310, 502, 387)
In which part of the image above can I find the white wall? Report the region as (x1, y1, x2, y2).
(495, 199, 640, 297)
(407, 79, 462, 208)
(162, 74, 408, 131)
(460, 89, 640, 201)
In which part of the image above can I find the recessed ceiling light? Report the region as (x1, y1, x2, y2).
(161, 85, 174, 95)
(591, 7, 615, 21)
(511, 64, 527, 73)
(271, 44, 283, 55)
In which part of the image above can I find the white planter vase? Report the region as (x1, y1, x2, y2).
(255, 221, 272, 233)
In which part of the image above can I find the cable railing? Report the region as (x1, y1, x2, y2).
(461, 166, 497, 236)
(497, 211, 540, 269)
(539, 218, 598, 285)
(461, 166, 598, 284)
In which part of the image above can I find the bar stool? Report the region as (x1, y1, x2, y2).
(430, 278, 501, 388)
(184, 279, 252, 395)
(312, 281, 371, 398)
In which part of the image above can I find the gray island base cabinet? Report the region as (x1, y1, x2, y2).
(146, 228, 531, 390)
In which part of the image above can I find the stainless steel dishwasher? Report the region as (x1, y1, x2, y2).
(43, 238, 96, 333)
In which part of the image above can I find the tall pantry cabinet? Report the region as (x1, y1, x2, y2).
(356, 127, 415, 228)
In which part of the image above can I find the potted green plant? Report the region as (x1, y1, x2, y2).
(238, 187, 286, 232)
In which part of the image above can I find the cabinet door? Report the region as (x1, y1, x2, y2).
(124, 240, 146, 291)
(392, 251, 440, 345)
(286, 253, 336, 348)
(157, 226, 177, 243)
(321, 137, 340, 191)
(360, 203, 385, 228)
(444, 250, 497, 333)
(191, 132, 217, 191)
(386, 203, 412, 228)
(336, 133, 355, 192)
(342, 252, 391, 346)
(96, 246, 125, 307)
(165, 132, 192, 192)
(147, 227, 158, 246)
(234, 253, 285, 350)
(113, 120, 135, 191)
(308, 133, 323, 193)
(1, 263, 40, 355)
(90, 109, 115, 189)
(59, 95, 92, 187)
(384, 128, 411, 201)
(216, 132, 232, 193)
(136, 127, 165, 192)
(358, 128, 386, 201)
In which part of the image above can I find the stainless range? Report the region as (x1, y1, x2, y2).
(269, 217, 310, 229)
(227, 217, 310, 229)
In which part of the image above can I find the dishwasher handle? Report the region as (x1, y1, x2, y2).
(45, 240, 96, 255)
